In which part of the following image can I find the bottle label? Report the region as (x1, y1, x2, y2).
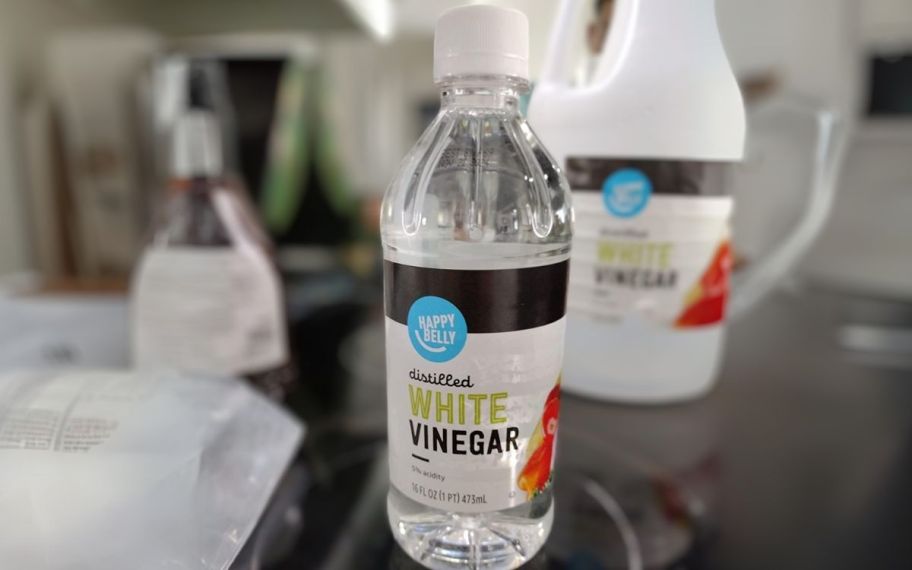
(565, 157, 733, 328)
(384, 259, 568, 513)
(132, 247, 288, 375)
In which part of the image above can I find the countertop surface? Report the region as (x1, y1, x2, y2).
(257, 285, 912, 570)
(5, 281, 909, 569)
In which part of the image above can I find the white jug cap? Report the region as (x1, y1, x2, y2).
(170, 110, 222, 178)
(434, 5, 529, 82)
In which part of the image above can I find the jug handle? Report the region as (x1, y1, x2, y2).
(728, 97, 850, 319)
(539, 0, 586, 87)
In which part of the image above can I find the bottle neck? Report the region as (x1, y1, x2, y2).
(169, 111, 224, 180)
(438, 76, 528, 112)
(167, 174, 221, 196)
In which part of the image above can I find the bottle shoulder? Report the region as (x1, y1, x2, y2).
(381, 108, 572, 259)
(530, 68, 745, 161)
(532, 86, 744, 161)
(149, 183, 274, 251)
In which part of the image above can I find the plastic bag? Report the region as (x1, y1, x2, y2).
(0, 369, 303, 570)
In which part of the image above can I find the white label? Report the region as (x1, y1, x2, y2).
(132, 247, 288, 375)
(573, 193, 733, 328)
(386, 316, 564, 513)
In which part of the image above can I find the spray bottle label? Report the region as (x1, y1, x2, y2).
(566, 158, 733, 328)
(384, 260, 568, 513)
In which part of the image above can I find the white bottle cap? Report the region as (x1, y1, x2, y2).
(434, 4, 529, 82)
(170, 110, 223, 178)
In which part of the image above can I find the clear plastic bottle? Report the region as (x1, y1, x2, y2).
(381, 6, 572, 569)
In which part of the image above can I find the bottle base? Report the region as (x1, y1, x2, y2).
(387, 489, 552, 569)
(562, 316, 725, 404)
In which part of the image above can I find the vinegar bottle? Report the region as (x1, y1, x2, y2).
(131, 108, 294, 398)
(529, 0, 746, 403)
(381, 5, 572, 568)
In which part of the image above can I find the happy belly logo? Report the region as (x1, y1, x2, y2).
(407, 296, 467, 362)
(603, 168, 652, 218)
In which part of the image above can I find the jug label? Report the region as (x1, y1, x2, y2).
(383, 259, 568, 513)
(565, 157, 733, 328)
(132, 247, 288, 374)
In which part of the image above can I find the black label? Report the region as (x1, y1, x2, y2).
(384, 260, 569, 334)
(565, 157, 727, 196)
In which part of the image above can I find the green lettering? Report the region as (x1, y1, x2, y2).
(619, 243, 641, 265)
(467, 394, 487, 425)
(435, 391, 454, 424)
(490, 392, 507, 424)
(598, 240, 674, 268)
(598, 242, 618, 263)
(658, 243, 673, 268)
(409, 386, 432, 419)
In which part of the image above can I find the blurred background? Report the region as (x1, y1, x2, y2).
(0, 0, 909, 290)
(0, 0, 911, 568)
(0, 0, 908, 291)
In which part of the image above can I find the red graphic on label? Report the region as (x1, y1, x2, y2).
(517, 379, 561, 498)
(675, 240, 731, 328)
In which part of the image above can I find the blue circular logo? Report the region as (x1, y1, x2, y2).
(602, 168, 652, 218)
(407, 296, 467, 362)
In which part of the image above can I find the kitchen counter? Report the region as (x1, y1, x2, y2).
(250, 286, 912, 569)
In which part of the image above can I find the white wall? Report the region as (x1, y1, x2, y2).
(717, 0, 861, 117)
(718, 0, 912, 296)
(803, 133, 912, 298)
(861, 0, 912, 49)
